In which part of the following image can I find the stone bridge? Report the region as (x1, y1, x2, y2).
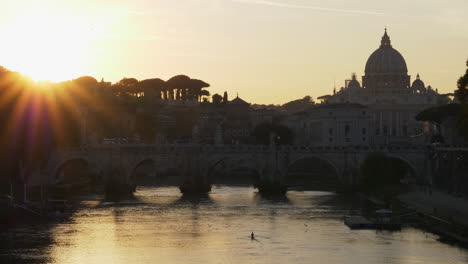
(36, 144, 444, 188)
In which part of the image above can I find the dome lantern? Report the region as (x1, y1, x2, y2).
(362, 29, 411, 93)
(380, 28, 392, 48)
(364, 29, 408, 75)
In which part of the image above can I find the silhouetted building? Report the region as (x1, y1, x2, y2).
(321, 29, 450, 144)
(223, 96, 252, 144)
(286, 103, 371, 146)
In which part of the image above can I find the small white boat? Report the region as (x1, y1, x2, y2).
(344, 216, 375, 229)
(374, 209, 401, 230)
(344, 209, 401, 230)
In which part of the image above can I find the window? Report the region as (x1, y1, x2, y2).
(329, 138, 333, 142)
(329, 128, 333, 135)
(362, 128, 366, 135)
(345, 125, 350, 136)
(362, 137, 366, 142)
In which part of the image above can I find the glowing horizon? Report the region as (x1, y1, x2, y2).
(0, 0, 467, 103)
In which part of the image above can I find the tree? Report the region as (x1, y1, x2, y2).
(455, 59, 468, 139)
(360, 152, 408, 198)
(167, 75, 191, 101)
(72, 76, 99, 102)
(212, 93, 223, 104)
(273, 124, 294, 145)
(282, 96, 315, 112)
(455, 59, 468, 104)
(223, 91, 228, 103)
(188, 79, 210, 101)
(199, 89, 210, 101)
(139, 78, 166, 99)
(113, 77, 139, 97)
(415, 104, 460, 124)
(73, 76, 98, 88)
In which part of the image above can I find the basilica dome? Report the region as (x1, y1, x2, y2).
(412, 73, 425, 91)
(347, 73, 361, 89)
(364, 29, 408, 75)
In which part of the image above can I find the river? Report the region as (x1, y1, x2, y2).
(1, 186, 468, 264)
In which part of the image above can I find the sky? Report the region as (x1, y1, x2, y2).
(0, 0, 467, 104)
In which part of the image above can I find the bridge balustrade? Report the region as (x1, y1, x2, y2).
(57, 143, 466, 160)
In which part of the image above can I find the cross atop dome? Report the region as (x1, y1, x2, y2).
(380, 28, 391, 48)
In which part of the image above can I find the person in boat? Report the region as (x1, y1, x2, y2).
(251, 232, 255, 240)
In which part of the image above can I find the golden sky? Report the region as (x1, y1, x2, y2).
(0, 0, 467, 104)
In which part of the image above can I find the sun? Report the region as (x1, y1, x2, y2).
(0, 11, 91, 82)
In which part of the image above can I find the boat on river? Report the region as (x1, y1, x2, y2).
(344, 209, 401, 230)
(344, 216, 374, 229)
(373, 209, 401, 230)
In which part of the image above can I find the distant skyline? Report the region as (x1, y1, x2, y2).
(0, 0, 467, 104)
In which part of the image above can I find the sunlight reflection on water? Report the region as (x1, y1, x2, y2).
(2, 186, 468, 264)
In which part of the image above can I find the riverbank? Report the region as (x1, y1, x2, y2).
(357, 189, 468, 247)
(398, 190, 468, 227)
(398, 190, 468, 246)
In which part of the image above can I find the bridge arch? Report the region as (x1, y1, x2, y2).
(385, 154, 419, 181)
(129, 158, 158, 186)
(206, 156, 260, 184)
(53, 158, 91, 189)
(285, 155, 341, 189)
(128, 157, 184, 186)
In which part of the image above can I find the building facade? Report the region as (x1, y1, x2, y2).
(286, 103, 372, 146)
(317, 29, 451, 145)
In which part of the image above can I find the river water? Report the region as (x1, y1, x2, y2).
(1, 186, 468, 264)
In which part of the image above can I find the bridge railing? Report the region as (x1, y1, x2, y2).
(55, 143, 464, 156)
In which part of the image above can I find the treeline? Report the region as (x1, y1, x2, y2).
(110, 75, 210, 102)
(0, 67, 217, 187)
(416, 59, 468, 140)
(251, 96, 315, 111)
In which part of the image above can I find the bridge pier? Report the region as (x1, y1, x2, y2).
(179, 148, 211, 194)
(253, 148, 288, 195)
(254, 170, 288, 195)
(105, 166, 135, 200)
